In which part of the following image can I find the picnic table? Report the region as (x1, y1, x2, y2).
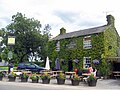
(65, 72, 76, 75)
(112, 71, 120, 79)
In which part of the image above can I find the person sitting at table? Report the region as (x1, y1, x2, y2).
(92, 67, 97, 77)
(88, 65, 93, 74)
(77, 68, 82, 76)
(74, 68, 78, 74)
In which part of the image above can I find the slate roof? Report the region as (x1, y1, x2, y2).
(52, 25, 107, 41)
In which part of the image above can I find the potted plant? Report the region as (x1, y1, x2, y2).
(0, 72, 4, 81)
(20, 72, 29, 82)
(87, 74, 97, 86)
(56, 72, 66, 84)
(41, 72, 50, 84)
(8, 72, 16, 81)
(30, 73, 39, 83)
(71, 73, 80, 86)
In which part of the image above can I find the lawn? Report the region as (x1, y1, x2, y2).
(0, 66, 17, 70)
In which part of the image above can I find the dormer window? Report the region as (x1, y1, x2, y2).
(83, 36, 92, 49)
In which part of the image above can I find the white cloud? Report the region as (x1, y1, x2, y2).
(0, 0, 120, 37)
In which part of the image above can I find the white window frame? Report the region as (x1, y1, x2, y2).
(83, 57, 91, 69)
(83, 36, 92, 49)
(56, 41, 60, 51)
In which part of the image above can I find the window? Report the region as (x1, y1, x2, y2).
(66, 41, 76, 49)
(56, 41, 60, 51)
(83, 57, 91, 69)
(83, 36, 92, 49)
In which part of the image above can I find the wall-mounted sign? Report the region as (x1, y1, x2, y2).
(7, 36, 15, 45)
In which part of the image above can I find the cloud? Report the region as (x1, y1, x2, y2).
(0, 17, 11, 28)
(0, 0, 120, 37)
(54, 11, 80, 23)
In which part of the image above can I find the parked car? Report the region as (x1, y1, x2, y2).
(17, 63, 45, 72)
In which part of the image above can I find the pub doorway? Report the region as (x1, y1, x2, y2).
(113, 61, 120, 71)
(68, 60, 73, 71)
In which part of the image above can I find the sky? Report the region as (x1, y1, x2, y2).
(0, 0, 120, 37)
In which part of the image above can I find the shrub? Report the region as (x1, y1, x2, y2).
(87, 74, 97, 81)
(56, 72, 66, 80)
(40, 72, 50, 79)
(71, 73, 80, 80)
(30, 73, 39, 80)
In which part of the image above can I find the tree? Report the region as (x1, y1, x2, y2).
(1, 12, 50, 63)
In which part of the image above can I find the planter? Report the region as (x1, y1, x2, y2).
(0, 76, 3, 81)
(71, 80, 80, 86)
(32, 79, 39, 83)
(42, 78, 50, 84)
(88, 80, 97, 86)
(8, 77, 16, 82)
(21, 78, 28, 82)
(57, 78, 65, 84)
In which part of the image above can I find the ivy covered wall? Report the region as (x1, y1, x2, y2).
(104, 26, 119, 57)
(48, 32, 105, 71)
(48, 15, 120, 78)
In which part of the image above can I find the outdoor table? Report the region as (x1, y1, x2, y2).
(13, 70, 22, 76)
(65, 72, 76, 75)
(82, 73, 90, 77)
(40, 71, 52, 74)
(52, 71, 64, 77)
(112, 71, 120, 79)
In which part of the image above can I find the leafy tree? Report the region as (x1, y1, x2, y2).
(1, 12, 50, 63)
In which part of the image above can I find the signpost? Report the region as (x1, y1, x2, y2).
(7, 35, 15, 61)
(8, 51, 13, 60)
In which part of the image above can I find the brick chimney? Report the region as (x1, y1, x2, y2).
(60, 27, 66, 35)
(106, 15, 115, 26)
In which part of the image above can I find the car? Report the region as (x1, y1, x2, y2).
(17, 62, 45, 72)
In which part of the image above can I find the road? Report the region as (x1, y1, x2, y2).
(0, 79, 120, 90)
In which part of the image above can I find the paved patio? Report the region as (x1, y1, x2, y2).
(0, 77, 120, 90)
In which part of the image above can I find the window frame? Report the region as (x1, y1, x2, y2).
(83, 36, 92, 49)
(83, 57, 91, 69)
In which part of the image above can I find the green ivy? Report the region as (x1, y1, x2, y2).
(48, 26, 119, 74)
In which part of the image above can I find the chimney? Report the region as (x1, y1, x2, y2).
(106, 15, 115, 26)
(60, 27, 66, 35)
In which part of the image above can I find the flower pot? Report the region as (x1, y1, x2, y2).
(57, 78, 65, 84)
(0, 76, 3, 81)
(21, 78, 28, 82)
(88, 80, 97, 86)
(42, 78, 50, 84)
(32, 79, 39, 83)
(71, 80, 80, 86)
(8, 77, 16, 82)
